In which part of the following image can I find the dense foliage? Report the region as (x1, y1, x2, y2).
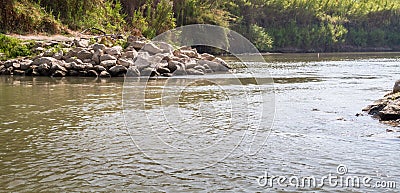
(0, 0, 399, 52)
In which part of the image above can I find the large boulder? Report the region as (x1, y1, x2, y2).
(142, 42, 163, 54)
(363, 80, 400, 125)
(109, 65, 127, 76)
(77, 49, 93, 60)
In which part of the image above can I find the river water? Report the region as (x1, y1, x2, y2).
(1, 53, 399, 192)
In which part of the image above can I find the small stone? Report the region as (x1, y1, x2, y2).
(186, 68, 204, 75)
(87, 70, 98, 77)
(117, 58, 134, 67)
(12, 62, 21, 69)
(201, 53, 216, 61)
(53, 51, 63, 60)
(43, 50, 54, 57)
(100, 60, 117, 68)
(94, 65, 107, 72)
(105, 46, 122, 56)
(52, 70, 66, 77)
(121, 50, 138, 59)
(68, 70, 79, 76)
(157, 66, 170, 74)
(13, 70, 25, 76)
(37, 63, 50, 76)
(127, 66, 140, 77)
(93, 43, 106, 52)
(99, 70, 111, 78)
(74, 39, 89, 47)
(100, 54, 117, 62)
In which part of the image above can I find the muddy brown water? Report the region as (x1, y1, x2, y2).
(1, 52, 399, 192)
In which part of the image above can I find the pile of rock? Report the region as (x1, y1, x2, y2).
(0, 36, 231, 78)
(363, 80, 400, 125)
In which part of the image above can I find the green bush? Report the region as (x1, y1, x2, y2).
(0, 34, 32, 60)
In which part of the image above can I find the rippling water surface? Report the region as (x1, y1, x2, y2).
(1, 52, 400, 192)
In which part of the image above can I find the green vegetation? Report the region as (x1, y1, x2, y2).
(0, 0, 399, 53)
(0, 34, 33, 60)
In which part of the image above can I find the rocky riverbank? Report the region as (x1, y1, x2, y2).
(0, 36, 231, 78)
(363, 80, 400, 126)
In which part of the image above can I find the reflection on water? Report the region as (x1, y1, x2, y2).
(1, 53, 400, 191)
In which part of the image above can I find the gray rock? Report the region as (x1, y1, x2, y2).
(93, 43, 106, 52)
(74, 39, 89, 47)
(52, 70, 66, 77)
(51, 62, 67, 72)
(99, 70, 111, 78)
(87, 70, 98, 77)
(71, 62, 86, 71)
(197, 59, 229, 72)
(172, 62, 187, 76)
(94, 65, 107, 72)
(157, 66, 170, 74)
(117, 58, 134, 67)
(121, 50, 138, 59)
(105, 46, 122, 56)
(12, 62, 21, 69)
(193, 65, 206, 73)
(186, 68, 204, 75)
(100, 60, 117, 68)
(32, 57, 57, 65)
(180, 49, 199, 58)
(13, 70, 25, 76)
(43, 50, 54, 57)
(167, 60, 181, 73)
(53, 51, 63, 60)
(92, 50, 102, 65)
(140, 67, 155, 76)
(200, 53, 216, 61)
(109, 65, 127, 76)
(134, 52, 151, 68)
(100, 54, 117, 62)
(156, 42, 174, 54)
(393, 80, 400, 93)
(67, 70, 79, 76)
(37, 63, 50, 76)
(130, 41, 146, 50)
(127, 66, 140, 77)
(77, 50, 93, 60)
(142, 42, 163, 54)
(4, 59, 18, 68)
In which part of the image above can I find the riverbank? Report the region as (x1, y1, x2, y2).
(0, 35, 231, 78)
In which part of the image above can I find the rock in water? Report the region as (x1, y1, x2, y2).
(393, 80, 400, 94)
(363, 80, 400, 125)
